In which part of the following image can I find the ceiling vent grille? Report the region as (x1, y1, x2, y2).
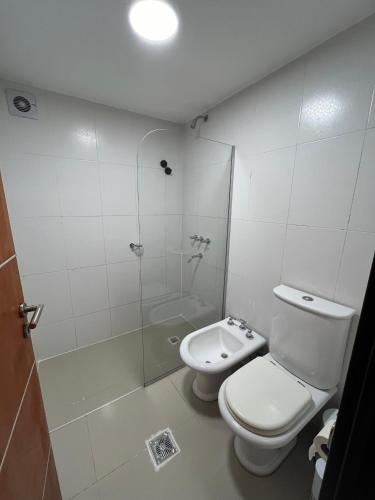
(5, 89, 38, 119)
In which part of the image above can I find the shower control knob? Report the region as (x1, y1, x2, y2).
(246, 330, 254, 339)
(239, 319, 247, 330)
(165, 167, 172, 175)
(160, 160, 168, 168)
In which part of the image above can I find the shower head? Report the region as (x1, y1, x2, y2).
(190, 114, 208, 129)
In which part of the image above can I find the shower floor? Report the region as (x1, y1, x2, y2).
(143, 316, 195, 384)
(38, 316, 194, 430)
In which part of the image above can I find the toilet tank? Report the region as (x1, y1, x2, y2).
(270, 285, 355, 390)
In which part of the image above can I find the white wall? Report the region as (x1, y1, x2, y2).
(0, 80, 183, 360)
(196, 16, 375, 391)
(181, 135, 232, 327)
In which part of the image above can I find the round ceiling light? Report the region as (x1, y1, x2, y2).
(129, 0, 179, 42)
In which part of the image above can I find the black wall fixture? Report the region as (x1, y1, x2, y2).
(160, 160, 172, 175)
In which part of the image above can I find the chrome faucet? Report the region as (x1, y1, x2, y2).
(227, 316, 253, 337)
(187, 253, 203, 263)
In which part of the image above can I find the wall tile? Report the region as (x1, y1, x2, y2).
(57, 158, 101, 216)
(199, 162, 231, 218)
(107, 261, 140, 307)
(95, 105, 146, 165)
(69, 266, 109, 316)
(46, 92, 97, 161)
(51, 418, 96, 500)
(140, 215, 166, 259)
(165, 214, 182, 254)
(75, 309, 111, 347)
(22, 271, 73, 325)
(282, 225, 346, 298)
(289, 132, 364, 228)
(140, 257, 167, 300)
(335, 230, 375, 311)
(251, 61, 305, 153)
(183, 166, 200, 216)
(63, 217, 105, 269)
(230, 152, 250, 220)
(32, 319, 76, 360)
(228, 219, 249, 277)
(1, 154, 60, 217)
(349, 128, 375, 231)
(11, 217, 65, 276)
(103, 215, 138, 263)
(100, 163, 137, 216)
(240, 221, 285, 336)
(248, 147, 295, 223)
(299, 21, 375, 143)
(165, 166, 183, 214)
(110, 302, 141, 336)
(138, 167, 165, 215)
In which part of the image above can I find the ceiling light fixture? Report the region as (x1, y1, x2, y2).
(129, 0, 179, 42)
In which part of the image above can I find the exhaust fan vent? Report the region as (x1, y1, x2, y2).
(5, 89, 38, 119)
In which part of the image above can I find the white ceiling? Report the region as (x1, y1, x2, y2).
(0, 0, 375, 123)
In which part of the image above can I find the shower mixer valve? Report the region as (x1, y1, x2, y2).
(189, 235, 211, 244)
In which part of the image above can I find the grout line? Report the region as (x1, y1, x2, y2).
(49, 385, 143, 433)
(333, 126, 369, 300)
(0, 361, 35, 471)
(0, 253, 16, 269)
(37, 325, 141, 362)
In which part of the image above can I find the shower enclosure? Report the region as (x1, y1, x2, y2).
(136, 129, 233, 384)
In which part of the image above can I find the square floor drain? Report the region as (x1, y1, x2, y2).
(146, 428, 180, 471)
(167, 336, 180, 345)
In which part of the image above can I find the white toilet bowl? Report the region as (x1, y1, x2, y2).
(218, 354, 335, 476)
(180, 318, 266, 401)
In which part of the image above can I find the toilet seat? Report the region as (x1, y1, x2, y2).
(225, 357, 312, 436)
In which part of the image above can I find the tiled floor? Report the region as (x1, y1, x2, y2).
(38, 317, 195, 430)
(143, 316, 195, 384)
(49, 367, 317, 500)
(38, 332, 143, 430)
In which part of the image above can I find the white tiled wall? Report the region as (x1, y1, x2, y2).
(0, 80, 183, 359)
(197, 15, 375, 392)
(181, 136, 232, 327)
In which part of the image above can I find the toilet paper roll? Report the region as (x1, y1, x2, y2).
(308, 419, 336, 461)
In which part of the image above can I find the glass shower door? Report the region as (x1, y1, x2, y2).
(136, 129, 233, 385)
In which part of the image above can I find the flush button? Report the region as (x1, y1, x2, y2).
(302, 295, 314, 301)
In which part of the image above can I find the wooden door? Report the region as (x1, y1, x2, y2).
(0, 174, 62, 500)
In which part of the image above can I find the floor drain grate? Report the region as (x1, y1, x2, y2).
(146, 428, 180, 471)
(167, 336, 181, 345)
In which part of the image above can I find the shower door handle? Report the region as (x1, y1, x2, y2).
(19, 302, 44, 338)
(129, 243, 144, 255)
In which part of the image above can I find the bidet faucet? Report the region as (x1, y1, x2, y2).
(187, 253, 203, 263)
(227, 316, 253, 334)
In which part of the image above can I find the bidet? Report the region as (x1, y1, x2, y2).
(180, 318, 266, 401)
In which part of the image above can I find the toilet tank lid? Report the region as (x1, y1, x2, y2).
(273, 285, 355, 319)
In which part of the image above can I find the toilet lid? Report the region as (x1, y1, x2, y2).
(225, 357, 312, 436)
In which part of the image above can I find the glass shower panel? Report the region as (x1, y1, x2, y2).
(137, 129, 233, 385)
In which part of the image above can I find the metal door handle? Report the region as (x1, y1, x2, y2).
(129, 242, 143, 251)
(19, 302, 44, 338)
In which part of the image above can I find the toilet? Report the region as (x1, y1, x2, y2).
(180, 318, 266, 401)
(218, 284, 355, 476)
